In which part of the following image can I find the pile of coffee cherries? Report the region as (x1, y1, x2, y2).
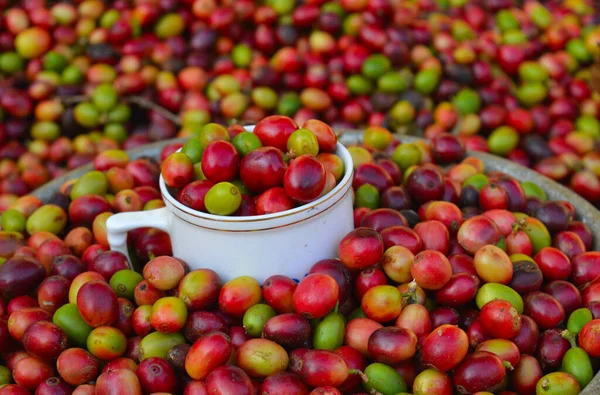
(162, 115, 344, 216)
(0, 123, 599, 394)
(3, 0, 600, 207)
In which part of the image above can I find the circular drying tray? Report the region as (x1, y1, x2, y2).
(31, 129, 600, 394)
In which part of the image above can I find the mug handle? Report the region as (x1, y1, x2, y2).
(106, 207, 172, 267)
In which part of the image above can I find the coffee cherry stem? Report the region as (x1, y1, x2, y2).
(127, 96, 182, 126)
(401, 279, 419, 306)
(512, 218, 527, 234)
(561, 329, 578, 349)
(511, 223, 520, 234)
(349, 369, 368, 383)
(541, 377, 550, 391)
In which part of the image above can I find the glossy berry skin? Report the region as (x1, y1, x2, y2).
(338, 228, 384, 271)
(534, 247, 572, 281)
(432, 133, 465, 164)
(240, 147, 287, 193)
(95, 369, 142, 395)
(206, 365, 254, 394)
(552, 231, 585, 260)
(219, 276, 261, 317)
(434, 273, 479, 307)
(254, 115, 298, 151)
(482, 209, 516, 237)
(201, 141, 240, 183)
(260, 371, 308, 395)
(412, 369, 453, 395)
(395, 304, 431, 337)
(367, 326, 417, 365)
(509, 260, 543, 295)
(292, 274, 339, 319)
(177, 180, 215, 212)
(543, 281, 582, 316)
(452, 351, 506, 394)
(137, 357, 177, 394)
(262, 313, 311, 350)
(567, 221, 593, 251)
(162, 152, 194, 188)
(497, 178, 527, 212)
(523, 291, 565, 330)
(362, 285, 403, 323)
(76, 280, 118, 328)
(474, 245, 513, 285)
(185, 332, 233, 380)
(534, 201, 571, 234)
(421, 325, 469, 372)
(507, 231, 533, 256)
(255, 187, 294, 215)
(355, 268, 388, 301)
(353, 163, 394, 193)
(150, 296, 188, 334)
(235, 195, 258, 216)
(414, 221, 450, 255)
(511, 354, 542, 395)
(422, 201, 462, 233)
(361, 208, 407, 233)
(572, 252, 600, 288)
(12, 356, 54, 391)
(204, 182, 243, 216)
(287, 129, 319, 158)
(405, 167, 444, 204)
(479, 300, 522, 340)
(536, 328, 570, 371)
(262, 275, 297, 314)
(381, 226, 422, 255)
(299, 350, 348, 388)
(479, 183, 508, 211)
(22, 321, 68, 360)
(411, 250, 452, 291)
(284, 155, 326, 203)
(579, 319, 600, 357)
(56, 348, 100, 386)
(457, 216, 500, 254)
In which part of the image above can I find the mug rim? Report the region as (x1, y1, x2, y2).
(159, 134, 355, 223)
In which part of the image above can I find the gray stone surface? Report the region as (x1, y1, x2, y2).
(31, 130, 600, 393)
(32, 138, 187, 202)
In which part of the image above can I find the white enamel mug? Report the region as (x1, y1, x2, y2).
(106, 128, 354, 283)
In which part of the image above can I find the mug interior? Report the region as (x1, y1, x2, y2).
(159, 127, 355, 223)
